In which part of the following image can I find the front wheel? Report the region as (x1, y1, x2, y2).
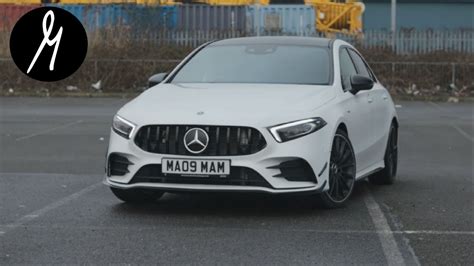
(318, 129, 356, 209)
(369, 123, 398, 185)
(110, 187, 164, 203)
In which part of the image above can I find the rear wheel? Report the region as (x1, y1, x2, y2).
(369, 124, 398, 185)
(318, 129, 356, 209)
(110, 187, 164, 203)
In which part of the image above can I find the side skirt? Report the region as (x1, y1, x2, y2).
(355, 161, 385, 180)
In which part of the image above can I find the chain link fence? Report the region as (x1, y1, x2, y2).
(370, 62, 474, 98)
(1, 58, 473, 99)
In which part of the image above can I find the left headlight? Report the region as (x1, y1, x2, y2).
(269, 118, 327, 143)
(112, 115, 136, 139)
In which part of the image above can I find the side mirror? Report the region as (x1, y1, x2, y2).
(148, 73, 168, 88)
(350, 75, 374, 94)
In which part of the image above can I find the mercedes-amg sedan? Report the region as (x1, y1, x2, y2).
(105, 37, 398, 208)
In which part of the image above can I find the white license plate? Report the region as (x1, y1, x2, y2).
(162, 158, 230, 176)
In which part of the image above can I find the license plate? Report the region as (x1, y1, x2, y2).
(162, 158, 230, 176)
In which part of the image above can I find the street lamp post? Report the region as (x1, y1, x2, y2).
(391, 0, 397, 50)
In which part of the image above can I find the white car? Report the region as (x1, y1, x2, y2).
(105, 37, 398, 208)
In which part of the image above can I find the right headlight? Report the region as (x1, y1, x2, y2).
(112, 115, 136, 139)
(269, 118, 327, 143)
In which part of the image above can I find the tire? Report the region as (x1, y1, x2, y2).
(318, 129, 356, 209)
(110, 187, 164, 203)
(369, 123, 398, 185)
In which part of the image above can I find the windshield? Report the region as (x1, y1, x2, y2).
(170, 44, 331, 85)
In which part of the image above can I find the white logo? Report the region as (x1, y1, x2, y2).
(27, 10, 63, 74)
(184, 128, 209, 154)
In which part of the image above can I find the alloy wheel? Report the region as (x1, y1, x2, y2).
(326, 134, 356, 203)
(386, 127, 398, 177)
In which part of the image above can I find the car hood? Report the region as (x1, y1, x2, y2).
(118, 83, 335, 127)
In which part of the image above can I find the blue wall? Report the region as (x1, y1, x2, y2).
(363, 3, 474, 30)
(45, 4, 178, 31)
(246, 5, 316, 34)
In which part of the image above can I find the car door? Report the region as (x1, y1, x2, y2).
(339, 47, 374, 172)
(347, 48, 389, 165)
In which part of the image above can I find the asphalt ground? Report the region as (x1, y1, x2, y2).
(0, 97, 472, 265)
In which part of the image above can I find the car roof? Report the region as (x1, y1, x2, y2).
(210, 36, 333, 48)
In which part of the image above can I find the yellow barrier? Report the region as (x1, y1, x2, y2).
(1, 0, 363, 36)
(0, 0, 268, 5)
(306, 0, 364, 36)
(135, 0, 177, 4)
(191, 0, 269, 5)
(0, 0, 41, 4)
(44, 0, 177, 4)
(53, 0, 136, 3)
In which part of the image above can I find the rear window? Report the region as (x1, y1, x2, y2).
(170, 44, 331, 85)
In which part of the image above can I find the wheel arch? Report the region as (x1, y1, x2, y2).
(392, 117, 399, 129)
(327, 119, 351, 152)
(337, 122, 348, 135)
(390, 116, 399, 144)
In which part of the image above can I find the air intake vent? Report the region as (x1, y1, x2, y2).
(108, 153, 133, 176)
(268, 159, 317, 182)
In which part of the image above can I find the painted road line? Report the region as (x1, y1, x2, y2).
(428, 101, 443, 110)
(427, 101, 473, 143)
(364, 191, 406, 266)
(2, 223, 472, 236)
(382, 203, 421, 266)
(0, 182, 101, 236)
(15, 120, 83, 141)
(451, 124, 473, 143)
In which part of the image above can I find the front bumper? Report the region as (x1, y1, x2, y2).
(104, 178, 327, 194)
(105, 125, 332, 194)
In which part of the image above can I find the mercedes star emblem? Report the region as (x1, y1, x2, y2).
(183, 128, 209, 154)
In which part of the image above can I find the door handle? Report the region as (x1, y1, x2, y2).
(368, 98, 373, 103)
(382, 94, 388, 101)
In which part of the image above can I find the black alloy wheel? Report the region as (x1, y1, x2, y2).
(318, 129, 356, 208)
(369, 124, 398, 185)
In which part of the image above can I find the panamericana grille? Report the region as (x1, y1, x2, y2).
(134, 125, 266, 156)
(130, 164, 272, 188)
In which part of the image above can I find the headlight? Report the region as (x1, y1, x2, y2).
(112, 115, 136, 139)
(269, 118, 327, 143)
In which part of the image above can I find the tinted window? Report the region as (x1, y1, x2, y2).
(348, 49, 372, 79)
(171, 44, 331, 85)
(339, 48, 357, 91)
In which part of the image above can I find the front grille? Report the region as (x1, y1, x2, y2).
(130, 164, 272, 188)
(134, 125, 266, 156)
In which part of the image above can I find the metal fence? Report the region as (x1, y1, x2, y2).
(352, 30, 474, 55)
(369, 62, 474, 97)
(116, 29, 474, 54)
(1, 3, 473, 54)
(1, 58, 472, 97)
